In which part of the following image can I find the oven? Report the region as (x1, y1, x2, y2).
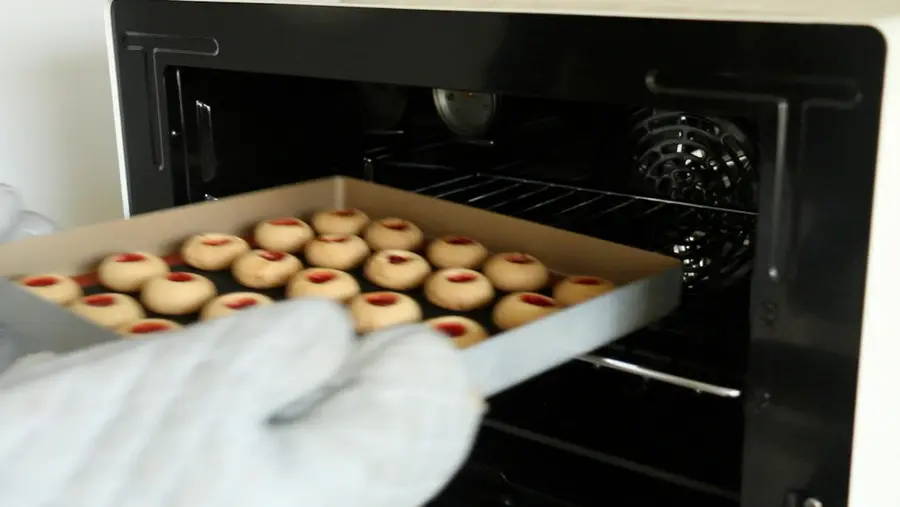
(106, 1, 900, 506)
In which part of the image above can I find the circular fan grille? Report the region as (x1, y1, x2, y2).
(629, 109, 757, 209)
(654, 211, 755, 292)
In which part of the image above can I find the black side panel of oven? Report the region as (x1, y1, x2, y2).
(109, 3, 886, 506)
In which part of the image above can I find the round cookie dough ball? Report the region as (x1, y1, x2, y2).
(17, 274, 83, 306)
(364, 250, 431, 290)
(426, 235, 489, 269)
(254, 217, 315, 252)
(141, 272, 218, 315)
(492, 292, 561, 330)
(287, 268, 360, 302)
(70, 293, 146, 330)
(305, 234, 370, 270)
(311, 208, 370, 235)
(424, 268, 495, 311)
(349, 291, 422, 334)
(232, 250, 303, 289)
(553, 275, 615, 307)
(119, 318, 183, 337)
(483, 252, 549, 292)
(200, 292, 274, 321)
(364, 218, 425, 251)
(97, 252, 170, 292)
(181, 233, 250, 271)
(426, 316, 489, 349)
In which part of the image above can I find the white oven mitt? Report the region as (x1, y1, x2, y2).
(0, 299, 484, 507)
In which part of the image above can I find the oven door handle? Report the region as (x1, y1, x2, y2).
(195, 100, 218, 184)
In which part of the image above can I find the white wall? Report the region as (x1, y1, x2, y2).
(0, 1, 123, 230)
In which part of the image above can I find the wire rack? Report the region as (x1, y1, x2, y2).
(373, 166, 752, 396)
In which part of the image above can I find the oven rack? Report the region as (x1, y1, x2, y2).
(373, 169, 749, 398)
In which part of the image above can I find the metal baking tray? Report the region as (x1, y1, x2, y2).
(0, 177, 682, 396)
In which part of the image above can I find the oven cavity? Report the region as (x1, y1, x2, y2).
(170, 68, 760, 504)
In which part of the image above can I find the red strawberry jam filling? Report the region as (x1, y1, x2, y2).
(269, 218, 302, 226)
(202, 238, 231, 246)
(226, 298, 258, 310)
(505, 254, 534, 264)
(24, 276, 58, 287)
(116, 253, 146, 263)
(259, 251, 286, 261)
(333, 209, 356, 217)
(131, 322, 171, 334)
(387, 255, 409, 265)
(573, 276, 604, 285)
(521, 294, 555, 307)
(167, 273, 194, 282)
(307, 271, 336, 284)
(382, 220, 409, 231)
(445, 237, 475, 245)
(318, 235, 349, 243)
(84, 295, 116, 307)
(366, 293, 398, 307)
(447, 273, 477, 283)
(435, 322, 467, 338)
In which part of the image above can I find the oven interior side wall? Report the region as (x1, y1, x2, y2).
(110, 2, 885, 506)
(743, 75, 885, 507)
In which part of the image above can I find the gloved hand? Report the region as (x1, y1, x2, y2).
(0, 299, 484, 507)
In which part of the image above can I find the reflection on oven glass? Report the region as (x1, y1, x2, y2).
(359, 83, 408, 130)
(433, 88, 498, 137)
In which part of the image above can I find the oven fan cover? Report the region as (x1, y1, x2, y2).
(655, 210, 755, 292)
(629, 109, 758, 210)
(629, 109, 757, 290)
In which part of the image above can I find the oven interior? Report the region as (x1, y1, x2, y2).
(166, 67, 760, 506)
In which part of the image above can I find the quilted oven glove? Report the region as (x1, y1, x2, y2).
(0, 299, 484, 507)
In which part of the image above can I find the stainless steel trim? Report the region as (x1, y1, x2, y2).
(575, 354, 742, 398)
